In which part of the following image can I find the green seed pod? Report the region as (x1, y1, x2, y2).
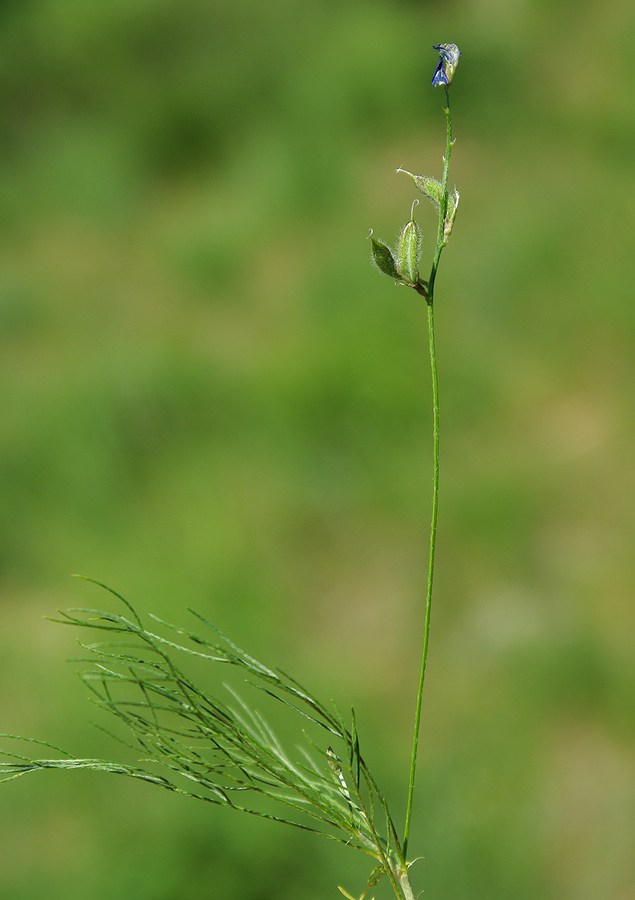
(370, 237, 401, 280)
(397, 169, 459, 246)
(397, 168, 444, 212)
(416, 175, 445, 212)
(397, 201, 422, 285)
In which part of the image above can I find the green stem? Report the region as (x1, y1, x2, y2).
(428, 86, 454, 299)
(387, 868, 416, 900)
(395, 864, 417, 900)
(402, 85, 453, 859)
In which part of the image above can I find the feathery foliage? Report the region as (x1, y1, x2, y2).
(1, 577, 414, 899)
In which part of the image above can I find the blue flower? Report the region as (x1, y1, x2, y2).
(432, 43, 461, 87)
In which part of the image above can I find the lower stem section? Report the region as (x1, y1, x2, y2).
(386, 861, 416, 900)
(402, 300, 440, 859)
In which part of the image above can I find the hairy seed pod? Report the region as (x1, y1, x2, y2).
(397, 169, 444, 212)
(397, 204, 422, 285)
(415, 175, 445, 211)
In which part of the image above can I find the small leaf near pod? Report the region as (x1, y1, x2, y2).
(370, 236, 401, 280)
(397, 200, 422, 286)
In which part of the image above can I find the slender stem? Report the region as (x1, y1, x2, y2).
(383, 861, 416, 900)
(428, 86, 454, 299)
(402, 301, 439, 859)
(402, 85, 453, 859)
(398, 871, 417, 900)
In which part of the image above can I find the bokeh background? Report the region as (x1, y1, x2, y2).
(1, 1, 634, 898)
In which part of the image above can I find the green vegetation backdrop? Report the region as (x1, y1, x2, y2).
(1, 1, 634, 898)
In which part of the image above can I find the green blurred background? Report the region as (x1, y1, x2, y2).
(1, 1, 634, 898)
